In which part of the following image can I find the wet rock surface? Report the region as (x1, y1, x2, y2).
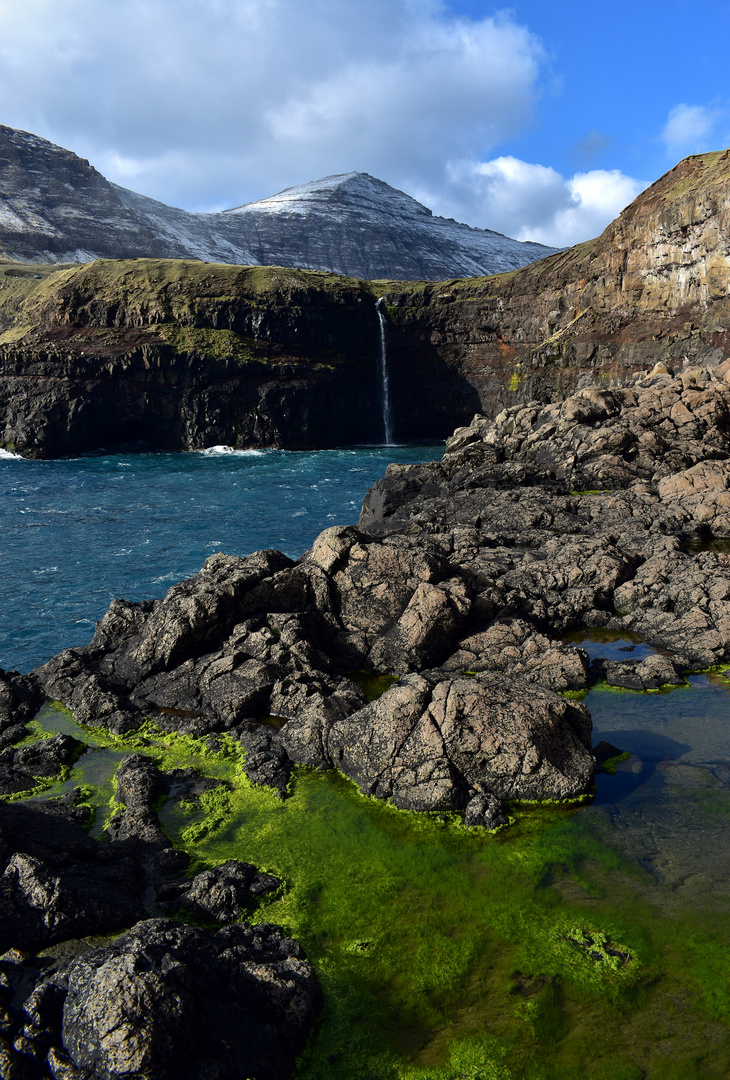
(0, 751, 279, 956)
(5, 369, 730, 1078)
(0, 917, 320, 1080)
(0, 734, 83, 796)
(20, 372, 730, 827)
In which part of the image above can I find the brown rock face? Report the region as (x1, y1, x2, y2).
(380, 150, 730, 435)
(1, 150, 730, 454)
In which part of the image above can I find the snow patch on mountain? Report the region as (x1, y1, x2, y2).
(0, 127, 557, 279)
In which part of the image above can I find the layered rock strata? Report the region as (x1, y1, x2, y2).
(2, 151, 730, 455)
(0, 261, 389, 456)
(381, 150, 730, 433)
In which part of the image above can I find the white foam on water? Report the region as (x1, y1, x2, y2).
(0, 448, 24, 460)
(199, 445, 266, 456)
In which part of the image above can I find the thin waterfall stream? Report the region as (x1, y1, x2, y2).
(375, 298, 393, 445)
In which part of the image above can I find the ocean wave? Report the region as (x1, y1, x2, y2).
(199, 445, 266, 457)
(0, 448, 24, 460)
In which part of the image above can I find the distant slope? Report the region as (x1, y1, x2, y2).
(0, 125, 555, 279)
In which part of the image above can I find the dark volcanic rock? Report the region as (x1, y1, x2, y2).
(175, 860, 282, 924)
(2, 918, 321, 1080)
(26, 370, 730, 829)
(591, 653, 683, 690)
(0, 734, 83, 796)
(0, 669, 44, 749)
(318, 670, 593, 810)
(0, 800, 144, 953)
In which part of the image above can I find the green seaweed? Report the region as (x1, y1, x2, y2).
(599, 752, 631, 775)
(12, 699, 730, 1078)
(347, 670, 399, 700)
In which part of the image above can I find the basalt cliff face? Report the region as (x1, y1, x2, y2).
(0, 261, 386, 455)
(0, 151, 729, 456)
(0, 125, 554, 279)
(380, 150, 730, 435)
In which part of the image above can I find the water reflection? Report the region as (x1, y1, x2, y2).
(576, 664, 730, 912)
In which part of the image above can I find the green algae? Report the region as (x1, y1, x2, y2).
(599, 752, 631, 775)
(13, 698, 730, 1078)
(348, 670, 399, 700)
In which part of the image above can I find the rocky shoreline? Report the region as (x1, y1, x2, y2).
(3, 360, 730, 1077)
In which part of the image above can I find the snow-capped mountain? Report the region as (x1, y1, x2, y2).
(0, 125, 555, 279)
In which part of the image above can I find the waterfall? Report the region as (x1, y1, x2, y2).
(375, 298, 393, 445)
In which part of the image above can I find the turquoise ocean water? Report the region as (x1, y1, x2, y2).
(0, 444, 441, 673)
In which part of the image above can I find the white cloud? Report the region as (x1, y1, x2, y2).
(661, 103, 725, 157)
(0, 0, 544, 213)
(420, 157, 646, 247)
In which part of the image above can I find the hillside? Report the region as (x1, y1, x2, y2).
(0, 125, 554, 279)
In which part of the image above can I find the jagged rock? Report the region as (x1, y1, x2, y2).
(320, 671, 593, 810)
(175, 860, 281, 923)
(0, 801, 144, 952)
(0, 670, 44, 748)
(2, 918, 321, 1080)
(237, 723, 293, 796)
(592, 653, 683, 690)
(441, 618, 590, 692)
(463, 793, 507, 830)
(105, 754, 171, 853)
(27, 371, 730, 837)
(33, 650, 143, 735)
(0, 734, 83, 797)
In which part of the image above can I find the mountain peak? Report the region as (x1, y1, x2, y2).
(225, 171, 433, 220)
(0, 124, 556, 278)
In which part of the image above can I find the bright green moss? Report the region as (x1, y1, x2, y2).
(14, 700, 730, 1078)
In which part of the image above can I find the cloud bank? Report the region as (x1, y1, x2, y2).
(0, 0, 644, 245)
(420, 158, 645, 247)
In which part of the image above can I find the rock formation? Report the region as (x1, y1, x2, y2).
(5, 364, 730, 1076)
(0, 125, 554, 278)
(0, 754, 319, 1080)
(380, 150, 730, 434)
(8, 365, 730, 823)
(1, 149, 729, 455)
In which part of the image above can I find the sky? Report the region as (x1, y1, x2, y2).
(1, 0, 729, 247)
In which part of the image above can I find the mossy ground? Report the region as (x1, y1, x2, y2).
(8, 699, 729, 1078)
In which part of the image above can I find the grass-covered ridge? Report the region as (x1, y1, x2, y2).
(0, 257, 376, 349)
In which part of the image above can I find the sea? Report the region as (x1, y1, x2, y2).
(0, 444, 442, 673)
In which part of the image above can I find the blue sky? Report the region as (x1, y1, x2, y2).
(1, 0, 729, 245)
(449, 0, 730, 180)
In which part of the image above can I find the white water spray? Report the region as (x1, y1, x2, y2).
(375, 298, 393, 445)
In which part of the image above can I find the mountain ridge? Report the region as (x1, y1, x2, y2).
(0, 126, 555, 279)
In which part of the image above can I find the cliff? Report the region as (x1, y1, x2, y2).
(0, 260, 386, 455)
(380, 150, 730, 433)
(1, 151, 729, 455)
